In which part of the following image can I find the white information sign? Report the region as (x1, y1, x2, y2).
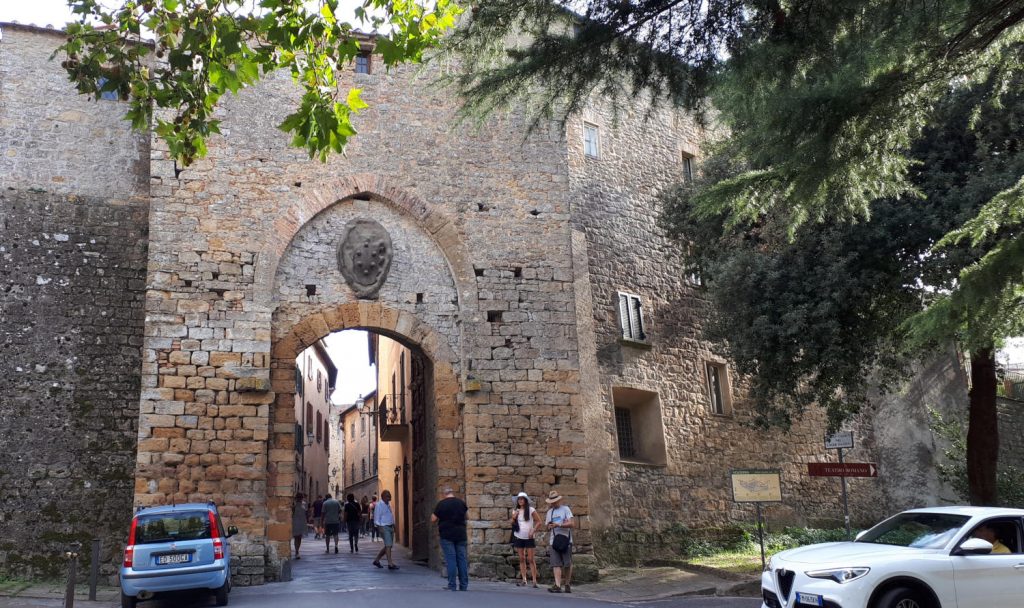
(825, 431, 854, 450)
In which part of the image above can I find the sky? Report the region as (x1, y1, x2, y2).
(322, 330, 377, 407)
(0, 0, 372, 29)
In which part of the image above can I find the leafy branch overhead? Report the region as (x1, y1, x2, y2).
(58, 0, 462, 164)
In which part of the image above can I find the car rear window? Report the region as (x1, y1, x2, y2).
(134, 511, 212, 545)
(857, 512, 970, 549)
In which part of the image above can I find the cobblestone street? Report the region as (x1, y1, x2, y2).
(0, 537, 759, 608)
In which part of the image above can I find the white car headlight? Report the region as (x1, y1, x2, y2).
(764, 556, 774, 572)
(805, 567, 870, 584)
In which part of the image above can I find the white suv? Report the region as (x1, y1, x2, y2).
(761, 506, 1024, 608)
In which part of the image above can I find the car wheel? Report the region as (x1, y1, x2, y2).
(120, 592, 138, 608)
(214, 579, 230, 606)
(875, 587, 928, 608)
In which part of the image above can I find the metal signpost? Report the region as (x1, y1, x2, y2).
(730, 469, 783, 570)
(825, 431, 853, 538)
(815, 432, 877, 540)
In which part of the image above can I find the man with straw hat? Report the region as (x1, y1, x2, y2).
(544, 489, 574, 593)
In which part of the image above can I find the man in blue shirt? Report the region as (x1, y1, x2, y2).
(372, 490, 398, 570)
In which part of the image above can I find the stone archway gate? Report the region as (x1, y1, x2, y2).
(134, 172, 592, 583)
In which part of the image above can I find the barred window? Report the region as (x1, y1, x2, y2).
(614, 407, 635, 459)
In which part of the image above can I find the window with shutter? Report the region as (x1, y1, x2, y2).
(584, 122, 600, 158)
(617, 291, 647, 342)
(681, 152, 695, 182)
(705, 361, 732, 415)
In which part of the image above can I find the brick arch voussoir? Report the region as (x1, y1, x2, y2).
(255, 174, 477, 312)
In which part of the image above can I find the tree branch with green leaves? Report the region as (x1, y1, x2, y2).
(58, 0, 462, 165)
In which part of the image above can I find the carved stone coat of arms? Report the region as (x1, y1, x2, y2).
(337, 219, 393, 300)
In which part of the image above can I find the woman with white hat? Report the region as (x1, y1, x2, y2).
(510, 491, 541, 587)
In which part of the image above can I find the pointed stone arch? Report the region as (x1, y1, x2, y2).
(253, 174, 477, 312)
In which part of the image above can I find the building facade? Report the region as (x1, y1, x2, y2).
(1, 21, 1007, 584)
(294, 340, 337, 501)
(340, 390, 379, 504)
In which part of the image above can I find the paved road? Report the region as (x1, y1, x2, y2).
(0, 537, 760, 608)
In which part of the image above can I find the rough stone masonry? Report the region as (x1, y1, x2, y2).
(0, 21, 996, 584)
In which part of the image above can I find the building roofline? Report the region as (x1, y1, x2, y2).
(0, 21, 69, 38)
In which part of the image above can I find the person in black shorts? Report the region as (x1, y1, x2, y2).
(510, 492, 541, 587)
(344, 493, 362, 552)
(320, 494, 342, 554)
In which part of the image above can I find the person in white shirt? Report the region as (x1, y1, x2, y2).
(544, 490, 574, 593)
(511, 491, 541, 588)
(371, 490, 398, 570)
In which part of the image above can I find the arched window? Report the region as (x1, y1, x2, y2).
(316, 411, 323, 443)
(306, 402, 313, 427)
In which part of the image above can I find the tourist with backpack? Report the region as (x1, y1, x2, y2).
(545, 490, 574, 593)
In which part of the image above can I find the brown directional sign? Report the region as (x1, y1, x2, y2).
(808, 462, 878, 478)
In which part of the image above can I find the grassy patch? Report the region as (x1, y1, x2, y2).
(682, 526, 855, 576)
(0, 577, 32, 595)
(688, 551, 765, 576)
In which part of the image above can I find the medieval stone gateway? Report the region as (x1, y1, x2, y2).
(1, 22, 998, 584)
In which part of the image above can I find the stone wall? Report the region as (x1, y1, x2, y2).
(0, 23, 151, 580)
(998, 397, 1024, 471)
(0, 24, 150, 199)
(567, 97, 972, 564)
(131, 45, 592, 581)
(0, 190, 148, 578)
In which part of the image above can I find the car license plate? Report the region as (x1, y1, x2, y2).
(796, 592, 823, 606)
(157, 553, 191, 565)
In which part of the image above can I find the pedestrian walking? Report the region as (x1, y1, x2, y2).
(369, 495, 378, 541)
(360, 495, 371, 537)
(432, 486, 469, 591)
(291, 493, 307, 560)
(321, 493, 342, 554)
(511, 491, 541, 588)
(371, 490, 399, 570)
(344, 493, 362, 553)
(544, 490, 574, 593)
(312, 495, 325, 539)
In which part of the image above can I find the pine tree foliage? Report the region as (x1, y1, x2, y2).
(451, 1, 1024, 429)
(661, 75, 1024, 430)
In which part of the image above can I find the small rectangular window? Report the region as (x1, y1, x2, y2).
(706, 361, 732, 415)
(617, 292, 646, 342)
(614, 407, 635, 459)
(611, 387, 667, 465)
(96, 76, 119, 101)
(681, 152, 695, 182)
(355, 52, 371, 74)
(584, 122, 600, 158)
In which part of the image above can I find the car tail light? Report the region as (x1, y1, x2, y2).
(209, 510, 224, 560)
(124, 517, 138, 568)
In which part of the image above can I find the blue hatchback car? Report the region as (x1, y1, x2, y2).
(119, 502, 237, 608)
